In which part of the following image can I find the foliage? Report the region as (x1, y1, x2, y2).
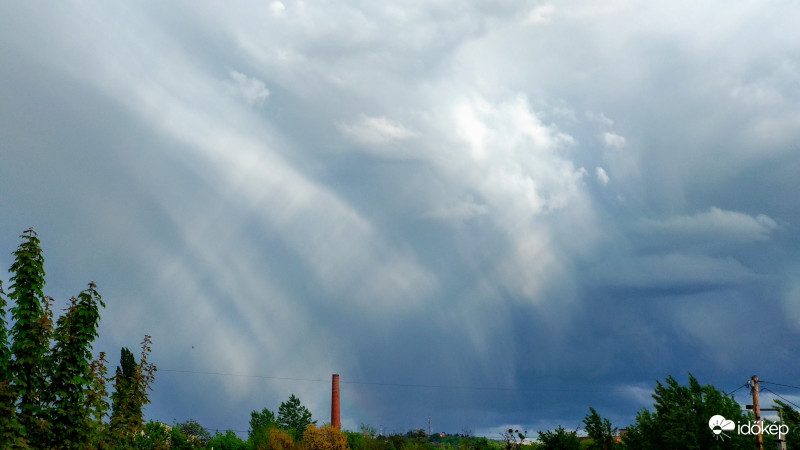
(582, 408, 618, 450)
(0, 229, 155, 447)
(0, 280, 26, 448)
(266, 427, 296, 450)
(345, 430, 365, 449)
(177, 418, 212, 446)
(775, 400, 800, 450)
(249, 407, 277, 445)
(501, 428, 527, 450)
(132, 420, 172, 449)
(537, 426, 580, 450)
(8, 228, 52, 445)
(303, 423, 349, 450)
(622, 373, 750, 449)
(48, 283, 106, 448)
(278, 394, 316, 440)
(209, 430, 253, 450)
(110, 337, 157, 443)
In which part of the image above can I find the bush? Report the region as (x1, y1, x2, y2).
(303, 424, 348, 450)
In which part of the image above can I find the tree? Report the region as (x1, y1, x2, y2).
(8, 228, 52, 444)
(0, 229, 155, 447)
(278, 394, 316, 440)
(0, 280, 25, 447)
(583, 407, 619, 450)
(537, 426, 580, 450)
(249, 407, 277, 443)
(176, 418, 212, 446)
(208, 429, 252, 450)
(109, 337, 157, 443)
(48, 283, 106, 448)
(501, 428, 527, 450)
(303, 424, 348, 450)
(623, 373, 751, 449)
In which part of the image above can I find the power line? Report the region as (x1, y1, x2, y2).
(724, 383, 749, 396)
(760, 386, 800, 410)
(760, 380, 800, 391)
(159, 368, 634, 393)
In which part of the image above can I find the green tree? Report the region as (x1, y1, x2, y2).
(209, 429, 253, 450)
(48, 283, 106, 448)
(249, 407, 278, 448)
(176, 418, 212, 446)
(278, 394, 316, 440)
(0, 280, 25, 447)
(537, 426, 580, 450)
(8, 228, 53, 444)
(623, 374, 750, 450)
(109, 337, 157, 443)
(583, 407, 618, 450)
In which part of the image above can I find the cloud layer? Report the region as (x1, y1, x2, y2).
(2, 0, 800, 437)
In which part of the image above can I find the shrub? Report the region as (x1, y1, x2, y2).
(303, 424, 348, 450)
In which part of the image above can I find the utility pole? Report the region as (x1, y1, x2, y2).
(751, 375, 763, 450)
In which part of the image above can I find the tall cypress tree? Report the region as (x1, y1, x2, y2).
(8, 228, 52, 443)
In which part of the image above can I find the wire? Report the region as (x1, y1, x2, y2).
(760, 386, 800, 411)
(724, 383, 749, 396)
(159, 368, 640, 393)
(761, 380, 800, 390)
(159, 369, 327, 383)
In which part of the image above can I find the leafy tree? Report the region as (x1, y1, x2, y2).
(249, 407, 277, 444)
(209, 429, 253, 450)
(623, 374, 750, 449)
(583, 407, 618, 450)
(8, 228, 53, 444)
(266, 427, 296, 450)
(277, 394, 315, 440)
(537, 426, 580, 450)
(85, 351, 111, 447)
(48, 283, 106, 448)
(303, 423, 348, 450)
(176, 418, 212, 446)
(0, 229, 155, 447)
(775, 400, 800, 450)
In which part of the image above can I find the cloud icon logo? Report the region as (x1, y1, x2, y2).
(709, 415, 735, 440)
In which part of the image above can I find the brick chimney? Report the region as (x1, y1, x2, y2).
(332, 374, 340, 429)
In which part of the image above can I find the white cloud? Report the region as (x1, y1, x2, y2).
(634, 207, 779, 245)
(227, 70, 270, 106)
(600, 131, 626, 149)
(595, 166, 610, 185)
(525, 4, 555, 24)
(269, 1, 286, 17)
(338, 115, 417, 146)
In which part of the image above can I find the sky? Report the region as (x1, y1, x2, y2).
(2, 0, 800, 439)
